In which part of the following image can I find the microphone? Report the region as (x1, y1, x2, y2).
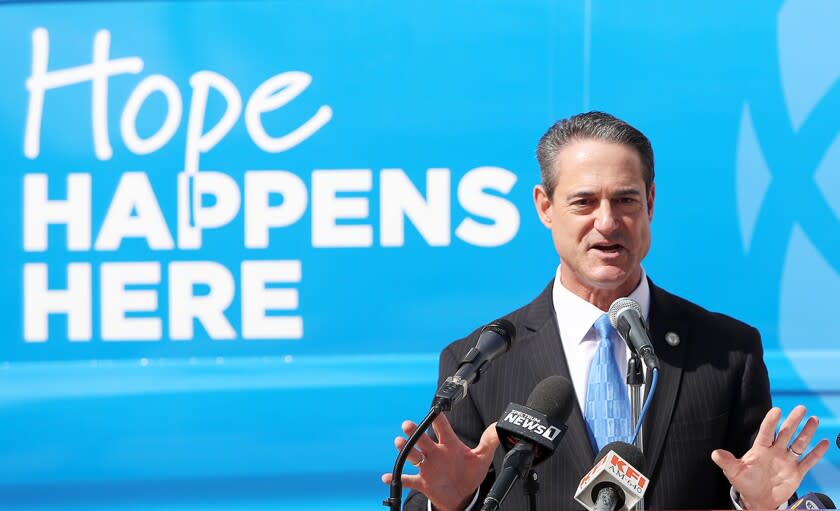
(788, 493, 836, 509)
(608, 298, 659, 370)
(433, 319, 515, 410)
(481, 375, 574, 511)
(575, 441, 649, 511)
(385, 319, 514, 511)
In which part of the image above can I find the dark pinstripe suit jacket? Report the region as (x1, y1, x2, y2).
(406, 279, 771, 510)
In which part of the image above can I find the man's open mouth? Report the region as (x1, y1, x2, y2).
(592, 243, 623, 252)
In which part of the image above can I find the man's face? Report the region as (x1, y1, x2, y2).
(533, 138, 655, 296)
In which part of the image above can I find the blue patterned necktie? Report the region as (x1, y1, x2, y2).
(584, 314, 632, 453)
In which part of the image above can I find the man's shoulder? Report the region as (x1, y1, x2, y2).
(440, 278, 763, 360)
(651, 281, 761, 345)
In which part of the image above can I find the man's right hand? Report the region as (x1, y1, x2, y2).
(381, 413, 500, 511)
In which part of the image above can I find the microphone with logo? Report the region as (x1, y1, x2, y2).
(480, 375, 574, 511)
(608, 298, 659, 371)
(433, 319, 515, 411)
(787, 493, 836, 510)
(575, 441, 649, 511)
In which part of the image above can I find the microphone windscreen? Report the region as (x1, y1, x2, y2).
(608, 297, 642, 329)
(482, 318, 516, 343)
(816, 493, 836, 509)
(790, 493, 837, 509)
(525, 375, 574, 422)
(596, 441, 647, 474)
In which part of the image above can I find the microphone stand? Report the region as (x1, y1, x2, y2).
(522, 469, 540, 511)
(383, 403, 443, 511)
(627, 354, 645, 511)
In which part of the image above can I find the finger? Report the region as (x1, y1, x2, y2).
(754, 407, 782, 448)
(776, 405, 807, 448)
(394, 437, 418, 460)
(394, 436, 426, 466)
(431, 413, 459, 445)
(789, 416, 819, 454)
(710, 449, 740, 481)
(401, 420, 419, 436)
(382, 472, 424, 489)
(401, 420, 437, 452)
(381, 472, 423, 488)
(798, 439, 830, 474)
(475, 421, 501, 456)
(396, 473, 423, 491)
(394, 435, 412, 456)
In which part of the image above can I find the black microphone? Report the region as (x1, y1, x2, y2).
(575, 441, 649, 511)
(608, 298, 659, 370)
(481, 375, 574, 511)
(835, 432, 839, 450)
(433, 319, 515, 410)
(385, 319, 515, 511)
(788, 492, 836, 509)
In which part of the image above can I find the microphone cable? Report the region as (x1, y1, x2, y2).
(631, 367, 658, 445)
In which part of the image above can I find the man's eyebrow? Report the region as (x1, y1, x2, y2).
(565, 188, 643, 201)
(613, 188, 643, 197)
(565, 190, 596, 201)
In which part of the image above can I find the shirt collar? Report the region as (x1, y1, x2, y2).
(551, 265, 651, 345)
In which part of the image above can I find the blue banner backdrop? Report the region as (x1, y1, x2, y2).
(0, 1, 838, 509)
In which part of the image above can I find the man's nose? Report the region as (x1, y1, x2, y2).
(594, 201, 619, 233)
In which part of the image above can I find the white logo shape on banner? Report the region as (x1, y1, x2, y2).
(735, 0, 840, 492)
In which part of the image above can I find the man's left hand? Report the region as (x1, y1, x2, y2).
(711, 405, 830, 510)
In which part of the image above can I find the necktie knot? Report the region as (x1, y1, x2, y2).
(594, 313, 615, 344)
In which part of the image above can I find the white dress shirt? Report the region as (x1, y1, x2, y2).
(551, 264, 650, 412)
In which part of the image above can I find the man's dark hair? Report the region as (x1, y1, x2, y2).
(536, 111, 655, 199)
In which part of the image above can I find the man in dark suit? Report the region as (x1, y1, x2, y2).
(383, 112, 829, 510)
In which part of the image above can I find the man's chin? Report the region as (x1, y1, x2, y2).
(560, 261, 642, 293)
(581, 266, 638, 290)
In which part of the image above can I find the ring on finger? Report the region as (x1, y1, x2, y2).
(412, 453, 426, 467)
(788, 446, 803, 457)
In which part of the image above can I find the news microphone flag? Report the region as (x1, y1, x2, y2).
(495, 402, 568, 460)
(481, 376, 574, 511)
(575, 444, 649, 511)
(788, 493, 836, 510)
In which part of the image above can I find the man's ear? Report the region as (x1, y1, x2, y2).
(533, 184, 554, 228)
(647, 183, 656, 221)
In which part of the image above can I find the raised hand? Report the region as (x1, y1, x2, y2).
(711, 405, 830, 509)
(382, 413, 499, 511)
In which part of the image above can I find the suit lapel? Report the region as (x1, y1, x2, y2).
(642, 279, 688, 475)
(519, 280, 596, 479)
(512, 278, 687, 481)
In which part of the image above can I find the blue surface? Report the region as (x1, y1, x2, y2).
(0, 355, 436, 509)
(0, 352, 837, 508)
